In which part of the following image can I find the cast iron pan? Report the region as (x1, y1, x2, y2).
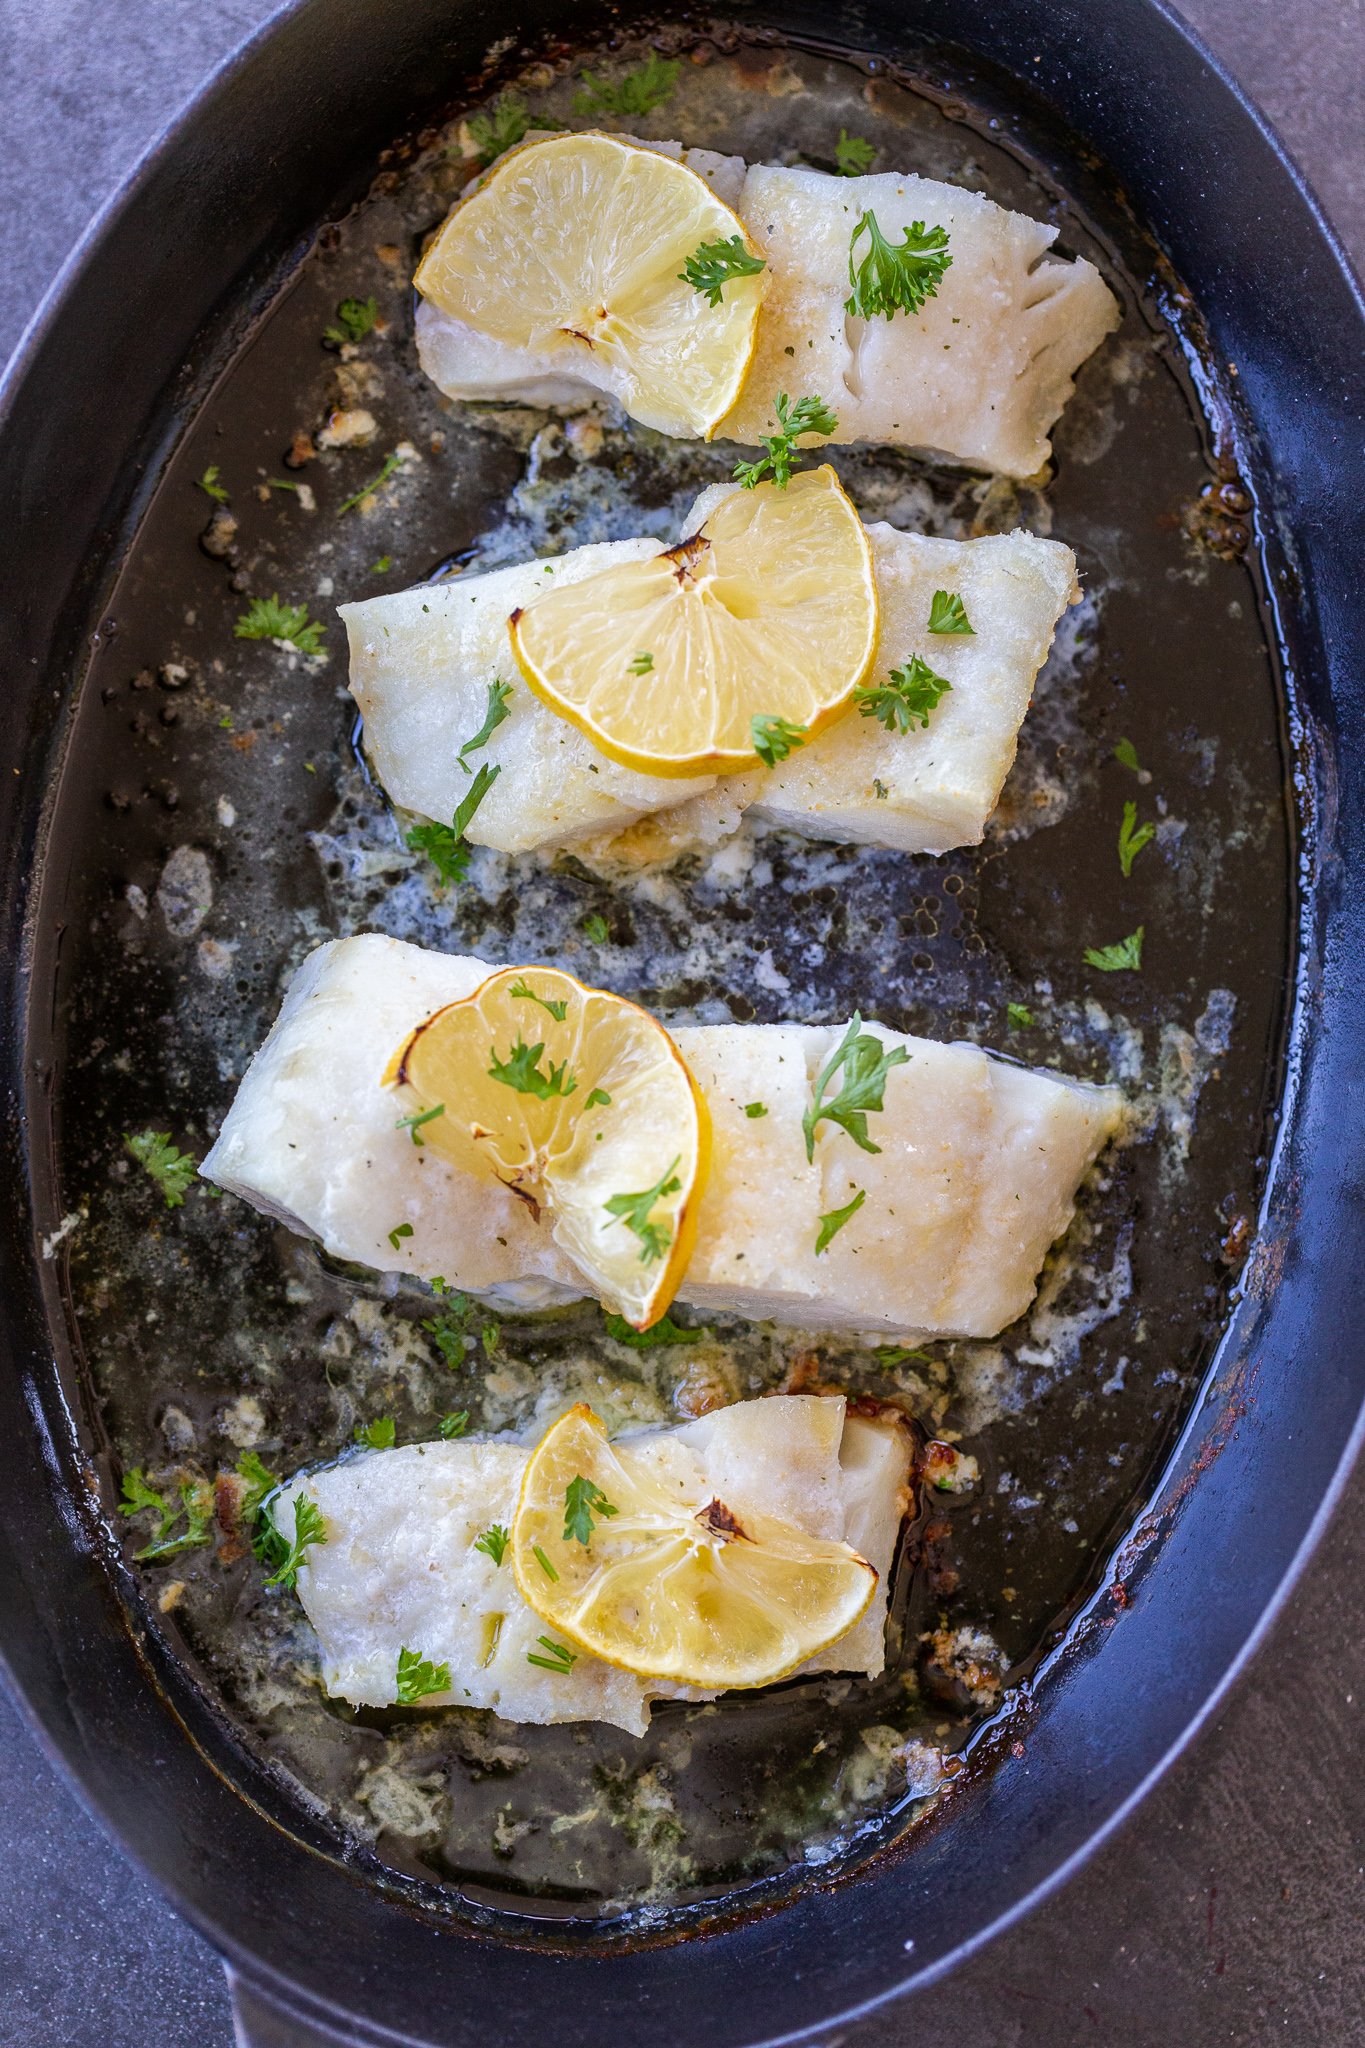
(1, 1, 1363, 2044)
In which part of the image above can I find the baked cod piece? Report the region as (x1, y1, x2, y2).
(202, 936, 1125, 1338)
(416, 147, 1118, 477)
(341, 487, 1078, 861)
(274, 1394, 912, 1735)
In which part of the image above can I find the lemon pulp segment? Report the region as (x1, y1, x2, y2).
(511, 1404, 878, 1687)
(508, 467, 879, 777)
(384, 966, 709, 1329)
(414, 133, 767, 440)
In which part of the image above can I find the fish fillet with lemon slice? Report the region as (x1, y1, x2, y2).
(414, 132, 766, 439)
(202, 936, 1125, 1338)
(385, 965, 709, 1330)
(272, 1393, 912, 1734)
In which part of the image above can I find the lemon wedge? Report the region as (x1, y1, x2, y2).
(384, 966, 709, 1329)
(511, 1404, 878, 1688)
(414, 132, 767, 440)
(508, 466, 879, 777)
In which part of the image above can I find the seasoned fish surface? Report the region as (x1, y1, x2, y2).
(202, 936, 1125, 1338)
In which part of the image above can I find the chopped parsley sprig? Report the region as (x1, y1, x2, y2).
(395, 1646, 451, 1704)
(1118, 800, 1155, 877)
(234, 595, 325, 656)
(733, 391, 838, 490)
(855, 656, 952, 733)
(573, 53, 679, 118)
(508, 978, 569, 1022)
(526, 1635, 578, 1673)
(803, 1015, 909, 1161)
(835, 129, 876, 176)
(406, 761, 500, 884)
(603, 1310, 701, 1348)
(262, 1495, 327, 1590)
(196, 464, 230, 503)
(440, 1411, 470, 1440)
(679, 234, 766, 306)
(467, 90, 556, 165)
(323, 296, 379, 349)
(752, 713, 808, 766)
(355, 1416, 396, 1450)
(816, 1187, 865, 1254)
(474, 1523, 510, 1564)
(396, 1103, 445, 1146)
(458, 678, 512, 771)
(118, 1469, 214, 1561)
(124, 1130, 197, 1208)
(845, 210, 951, 321)
(1084, 927, 1145, 973)
(604, 1158, 681, 1264)
(488, 1037, 577, 1099)
(928, 589, 973, 635)
(337, 449, 404, 518)
(564, 1474, 619, 1546)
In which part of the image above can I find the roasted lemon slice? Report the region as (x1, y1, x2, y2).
(512, 1404, 877, 1687)
(414, 132, 766, 439)
(384, 967, 709, 1329)
(509, 466, 878, 777)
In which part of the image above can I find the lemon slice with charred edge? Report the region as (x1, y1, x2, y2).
(511, 1404, 878, 1688)
(508, 466, 879, 778)
(414, 132, 767, 440)
(384, 967, 709, 1330)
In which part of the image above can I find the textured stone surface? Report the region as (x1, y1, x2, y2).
(0, 2, 1362, 2042)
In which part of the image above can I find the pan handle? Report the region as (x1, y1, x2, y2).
(227, 1968, 378, 2047)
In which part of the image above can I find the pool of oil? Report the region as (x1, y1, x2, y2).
(47, 23, 1290, 1931)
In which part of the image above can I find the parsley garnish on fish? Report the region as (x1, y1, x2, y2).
(1007, 1002, 1034, 1030)
(733, 391, 838, 489)
(874, 1343, 932, 1369)
(458, 678, 512, 771)
(816, 1187, 865, 1254)
(751, 713, 808, 766)
(323, 296, 379, 348)
(440, 1411, 470, 1440)
(564, 1474, 619, 1546)
(585, 1088, 612, 1109)
(928, 589, 973, 635)
(627, 651, 655, 674)
(532, 1545, 560, 1582)
(743, 1102, 768, 1118)
(474, 1523, 509, 1564)
(354, 1416, 396, 1450)
(196, 464, 229, 503)
(406, 761, 501, 884)
(855, 656, 951, 733)
(388, 1221, 414, 1249)
(396, 1103, 445, 1146)
(508, 977, 569, 1022)
(234, 595, 325, 656)
(337, 449, 404, 517)
(526, 1635, 577, 1673)
(845, 211, 951, 321)
(488, 1037, 577, 1099)
(1118, 800, 1156, 878)
(679, 235, 766, 306)
(604, 1158, 682, 1264)
(582, 914, 610, 945)
(803, 1014, 909, 1161)
(262, 1495, 326, 1590)
(1084, 927, 1145, 972)
(573, 53, 680, 118)
(124, 1130, 197, 1208)
(395, 1646, 451, 1703)
(118, 1469, 215, 1561)
(603, 1310, 701, 1348)
(835, 129, 876, 176)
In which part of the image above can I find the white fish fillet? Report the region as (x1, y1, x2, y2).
(202, 935, 1125, 1337)
(416, 149, 1119, 477)
(341, 489, 1077, 861)
(275, 1393, 911, 1735)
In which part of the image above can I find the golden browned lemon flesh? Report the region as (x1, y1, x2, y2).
(510, 1404, 878, 1688)
(413, 132, 767, 440)
(508, 466, 878, 777)
(384, 966, 709, 1329)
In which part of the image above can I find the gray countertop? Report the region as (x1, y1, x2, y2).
(1, 3, 1362, 2042)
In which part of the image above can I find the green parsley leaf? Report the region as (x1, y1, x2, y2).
(458, 678, 513, 771)
(388, 1220, 414, 1250)
(835, 129, 876, 176)
(679, 234, 766, 307)
(118, 1468, 169, 1524)
(816, 1186, 865, 1254)
(235, 1451, 280, 1526)
(752, 713, 808, 766)
(582, 913, 610, 945)
(743, 1101, 768, 1119)
(508, 977, 569, 1022)
(481, 1323, 500, 1358)
(802, 1014, 909, 1161)
(337, 450, 404, 517)
(1113, 738, 1142, 773)
(488, 1037, 577, 1100)
(1118, 800, 1156, 878)
(406, 761, 501, 884)
(466, 90, 546, 165)
(323, 296, 379, 348)
(440, 1411, 470, 1440)
(564, 1473, 619, 1546)
(928, 589, 973, 635)
(845, 210, 952, 322)
(532, 1544, 560, 1582)
(396, 1103, 445, 1146)
(855, 656, 951, 733)
(1084, 926, 1145, 973)
(263, 1494, 326, 1590)
(733, 390, 839, 489)
(604, 1158, 681, 1265)
(586, 1087, 612, 1109)
(355, 1415, 396, 1450)
(124, 1130, 197, 1208)
(1007, 1002, 1034, 1030)
(573, 53, 679, 118)
(371, 555, 393, 574)
(603, 1310, 702, 1348)
(627, 651, 655, 674)
(474, 1522, 509, 1564)
(234, 594, 325, 656)
(395, 1645, 451, 1704)
(526, 1634, 577, 1672)
(874, 1343, 932, 1369)
(196, 464, 229, 503)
